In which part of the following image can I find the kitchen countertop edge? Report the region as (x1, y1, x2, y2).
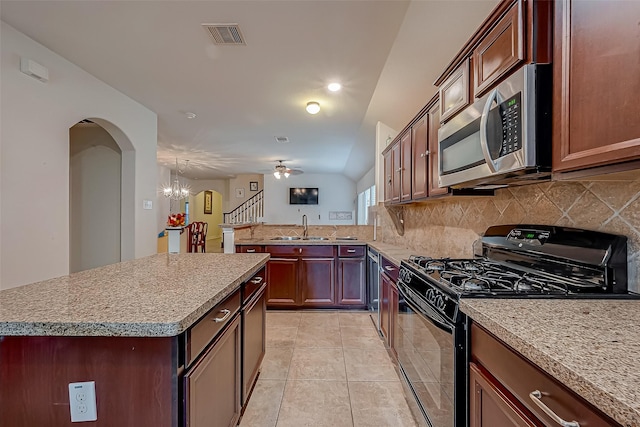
(461, 299, 640, 427)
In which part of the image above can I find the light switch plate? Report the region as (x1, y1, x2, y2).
(143, 199, 153, 210)
(68, 381, 97, 422)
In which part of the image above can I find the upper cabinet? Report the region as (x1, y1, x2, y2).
(472, 1, 524, 97)
(552, 0, 640, 175)
(439, 59, 470, 123)
(435, 0, 551, 124)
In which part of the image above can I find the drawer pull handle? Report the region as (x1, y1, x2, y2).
(385, 266, 396, 271)
(529, 390, 580, 427)
(299, 248, 302, 254)
(246, 249, 256, 253)
(250, 276, 263, 284)
(212, 309, 231, 323)
(347, 249, 356, 253)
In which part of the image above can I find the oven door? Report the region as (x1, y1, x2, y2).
(396, 282, 466, 427)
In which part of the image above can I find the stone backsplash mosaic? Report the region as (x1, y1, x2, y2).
(375, 172, 640, 293)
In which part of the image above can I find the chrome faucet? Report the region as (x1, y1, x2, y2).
(302, 214, 308, 238)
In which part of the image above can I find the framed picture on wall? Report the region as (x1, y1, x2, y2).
(235, 188, 245, 198)
(204, 190, 213, 214)
(250, 181, 258, 191)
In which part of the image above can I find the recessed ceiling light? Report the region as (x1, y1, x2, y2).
(306, 101, 320, 115)
(328, 82, 342, 92)
(185, 112, 197, 119)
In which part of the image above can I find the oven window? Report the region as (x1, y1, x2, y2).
(397, 300, 455, 427)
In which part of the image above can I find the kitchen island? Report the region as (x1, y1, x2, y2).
(0, 252, 269, 426)
(461, 298, 640, 427)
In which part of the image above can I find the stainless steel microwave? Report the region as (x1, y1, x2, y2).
(438, 64, 552, 189)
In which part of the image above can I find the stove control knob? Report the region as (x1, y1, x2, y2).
(435, 295, 445, 310)
(426, 289, 435, 302)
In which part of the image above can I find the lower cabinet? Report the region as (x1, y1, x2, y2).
(379, 255, 399, 352)
(266, 257, 298, 306)
(470, 322, 621, 427)
(242, 284, 266, 406)
(337, 246, 366, 307)
(184, 315, 241, 427)
(300, 257, 335, 306)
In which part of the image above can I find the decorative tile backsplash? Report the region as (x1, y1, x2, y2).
(376, 172, 640, 293)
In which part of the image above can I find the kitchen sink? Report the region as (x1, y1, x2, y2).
(303, 236, 329, 240)
(270, 236, 301, 240)
(335, 236, 358, 240)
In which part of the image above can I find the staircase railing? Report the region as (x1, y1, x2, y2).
(224, 190, 263, 224)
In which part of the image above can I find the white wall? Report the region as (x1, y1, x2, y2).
(356, 167, 375, 194)
(263, 173, 356, 225)
(0, 22, 158, 289)
(227, 174, 264, 213)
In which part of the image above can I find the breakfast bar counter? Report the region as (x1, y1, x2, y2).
(0, 252, 269, 337)
(461, 298, 640, 427)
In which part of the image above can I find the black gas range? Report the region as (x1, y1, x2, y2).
(395, 224, 635, 427)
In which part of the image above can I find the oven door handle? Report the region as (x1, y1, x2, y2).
(480, 88, 502, 174)
(397, 284, 453, 334)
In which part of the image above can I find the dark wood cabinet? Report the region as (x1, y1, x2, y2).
(265, 257, 298, 306)
(383, 149, 393, 204)
(242, 284, 266, 406)
(428, 102, 447, 196)
(236, 245, 262, 253)
(301, 257, 335, 306)
(391, 139, 401, 203)
(552, 0, 640, 175)
(379, 255, 399, 351)
(472, 0, 524, 98)
(185, 315, 241, 427)
(411, 112, 428, 200)
(471, 322, 621, 427)
(337, 245, 366, 307)
(400, 130, 412, 202)
(389, 279, 398, 359)
(469, 363, 538, 427)
(380, 271, 391, 343)
(264, 245, 336, 308)
(439, 58, 470, 123)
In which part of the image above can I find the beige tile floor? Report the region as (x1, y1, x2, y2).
(239, 310, 418, 427)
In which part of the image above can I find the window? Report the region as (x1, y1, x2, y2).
(357, 185, 376, 225)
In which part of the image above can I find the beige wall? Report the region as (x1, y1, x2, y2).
(227, 174, 264, 213)
(377, 172, 640, 293)
(191, 190, 223, 242)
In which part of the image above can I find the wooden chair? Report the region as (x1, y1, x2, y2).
(187, 222, 208, 253)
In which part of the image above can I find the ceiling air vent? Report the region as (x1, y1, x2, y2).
(202, 24, 246, 45)
(274, 136, 290, 144)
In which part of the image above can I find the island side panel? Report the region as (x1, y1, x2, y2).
(0, 335, 177, 426)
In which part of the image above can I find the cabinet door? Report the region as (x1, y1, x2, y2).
(184, 316, 241, 427)
(428, 101, 448, 196)
(266, 258, 298, 307)
(473, 0, 524, 97)
(391, 141, 401, 203)
(411, 113, 429, 200)
(379, 273, 391, 342)
(337, 257, 366, 306)
(469, 363, 538, 427)
(439, 58, 470, 123)
(389, 280, 398, 358)
(242, 286, 266, 406)
(383, 149, 393, 204)
(553, 0, 640, 173)
(301, 257, 336, 306)
(400, 130, 412, 202)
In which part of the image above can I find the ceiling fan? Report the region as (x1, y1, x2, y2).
(273, 160, 303, 179)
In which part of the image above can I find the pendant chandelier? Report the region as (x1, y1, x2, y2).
(163, 158, 191, 200)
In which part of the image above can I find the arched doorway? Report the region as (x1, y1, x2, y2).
(69, 119, 135, 272)
(190, 190, 224, 252)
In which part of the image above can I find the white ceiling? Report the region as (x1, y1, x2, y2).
(1, 0, 498, 181)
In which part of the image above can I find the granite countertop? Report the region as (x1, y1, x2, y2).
(461, 298, 640, 427)
(0, 253, 269, 337)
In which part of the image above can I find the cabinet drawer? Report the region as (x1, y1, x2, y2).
(243, 267, 266, 304)
(473, 0, 524, 97)
(471, 323, 619, 427)
(380, 255, 399, 282)
(187, 288, 241, 367)
(265, 245, 335, 257)
(237, 245, 263, 253)
(338, 245, 365, 258)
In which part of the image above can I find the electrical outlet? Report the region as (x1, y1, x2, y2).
(68, 381, 97, 422)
